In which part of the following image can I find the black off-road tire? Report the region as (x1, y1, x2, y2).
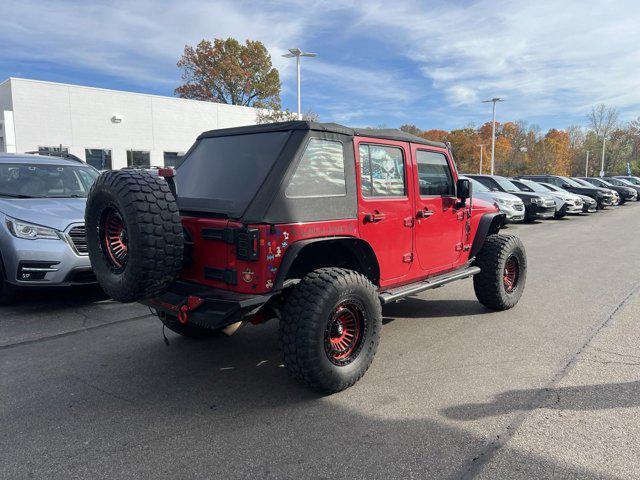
(279, 268, 382, 394)
(85, 170, 184, 303)
(160, 314, 219, 339)
(473, 234, 527, 311)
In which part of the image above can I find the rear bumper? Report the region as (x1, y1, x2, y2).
(143, 280, 273, 330)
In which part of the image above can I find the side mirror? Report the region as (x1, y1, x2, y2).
(456, 178, 471, 201)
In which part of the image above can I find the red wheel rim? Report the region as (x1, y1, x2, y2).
(503, 255, 519, 293)
(324, 301, 365, 366)
(101, 207, 128, 270)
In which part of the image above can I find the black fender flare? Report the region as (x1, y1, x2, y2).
(273, 236, 379, 290)
(469, 212, 506, 258)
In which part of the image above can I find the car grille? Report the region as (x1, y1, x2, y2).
(68, 225, 88, 254)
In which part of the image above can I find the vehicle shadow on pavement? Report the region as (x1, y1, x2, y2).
(2, 321, 625, 479)
(441, 380, 640, 421)
(382, 297, 488, 321)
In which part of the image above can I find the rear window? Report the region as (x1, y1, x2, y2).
(285, 138, 346, 198)
(175, 132, 289, 215)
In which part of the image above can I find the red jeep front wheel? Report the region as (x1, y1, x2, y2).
(473, 234, 527, 310)
(280, 268, 382, 393)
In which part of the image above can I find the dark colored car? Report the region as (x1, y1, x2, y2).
(517, 175, 614, 209)
(614, 175, 640, 186)
(509, 178, 571, 219)
(603, 177, 640, 200)
(84, 121, 528, 393)
(467, 174, 556, 222)
(576, 177, 637, 204)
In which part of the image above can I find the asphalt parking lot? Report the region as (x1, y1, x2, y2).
(2, 204, 640, 480)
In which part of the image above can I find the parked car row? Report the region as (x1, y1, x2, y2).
(463, 173, 639, 223)
(1, 147, 639, 306)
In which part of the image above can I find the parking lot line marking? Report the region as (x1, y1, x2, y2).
(0, 313, 153, 351)
(457, 280, 640, 480)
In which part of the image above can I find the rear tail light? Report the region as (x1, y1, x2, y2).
(236, 228, 260, 261)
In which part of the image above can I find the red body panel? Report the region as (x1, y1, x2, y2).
(178, 139, 498, 295)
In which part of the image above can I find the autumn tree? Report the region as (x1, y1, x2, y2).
(399, 124, 423, 136)
(256, 108, 319, 124)
(175, 38, 281, 108)
(420, 129, 449, 143)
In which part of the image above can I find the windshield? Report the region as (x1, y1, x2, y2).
(561, 177, 586, 188)
(622, 176, 640, 185)
(0, 163, 99, 198)
(604, 178, 626, 186)
(175, 132, 290, 216)
(583, 177, 609, 187)
(462, 176, 490, 193)
(516, 179, 550, 193)
(540, 183, 559, 192)
(493, 176, 520, 192)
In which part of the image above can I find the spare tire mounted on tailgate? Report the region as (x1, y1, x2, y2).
(85, 170, 184, 303)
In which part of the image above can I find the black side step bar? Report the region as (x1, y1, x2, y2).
(379, 266, 481, 304)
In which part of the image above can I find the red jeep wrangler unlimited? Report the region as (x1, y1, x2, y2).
(86, 121, 526, 393)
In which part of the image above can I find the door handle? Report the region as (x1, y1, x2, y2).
(416, 209, 435, 219)
(364, 212, 386, 223)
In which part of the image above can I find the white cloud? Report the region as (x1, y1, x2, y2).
(0, 0, 638, 128)
(346, 0, 640, 121)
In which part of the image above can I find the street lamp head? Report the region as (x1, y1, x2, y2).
(283, 48, 317, 58)
(482, 97, 505, 103)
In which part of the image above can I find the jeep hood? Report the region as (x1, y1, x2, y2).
(0, 198, 86, 231)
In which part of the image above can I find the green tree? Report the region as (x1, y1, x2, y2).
(175, 38, 281, 108)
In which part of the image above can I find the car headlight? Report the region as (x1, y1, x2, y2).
(495, 197, 515, 206)
(531, 197, 543, 205)
(5, 217, 61, 240)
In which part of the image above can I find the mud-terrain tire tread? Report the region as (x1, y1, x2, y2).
(279, 267, 382, 394)
(473, 234, 526, 311)
(85, 169, 183, 303)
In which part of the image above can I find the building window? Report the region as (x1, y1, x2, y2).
(163, 152, 183, 167)
(127, 150, 150, 168)
(285, 138, 346, 198)
(358, 144, 406, 197)
(416, 150, 454, 196)
(85, 149, 112, 170)
(38, 146, 69, 154)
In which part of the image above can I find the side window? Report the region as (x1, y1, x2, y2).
(285, 138, 346, 198)
(359, 144, 406, 197)
(416, 150, 454, 196)
(512, 181, 532, 192)
(548, 177, 561, 186)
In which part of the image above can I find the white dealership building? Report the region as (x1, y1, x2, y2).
(0, 77, 258, 169)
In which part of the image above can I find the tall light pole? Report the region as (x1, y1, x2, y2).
(585, 150, 590, 176)
(600, 137, 606, 177)
(477, 144, 485, 174)
(282, 48, 317, 120)
(482, 97, 504, 175)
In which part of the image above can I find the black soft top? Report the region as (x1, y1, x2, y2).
(198, 121, 446, 148)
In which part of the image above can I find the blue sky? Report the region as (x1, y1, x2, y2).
(1, 0, 639, 131)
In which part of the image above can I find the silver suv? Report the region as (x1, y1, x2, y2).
(0, 153, 99, 302)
